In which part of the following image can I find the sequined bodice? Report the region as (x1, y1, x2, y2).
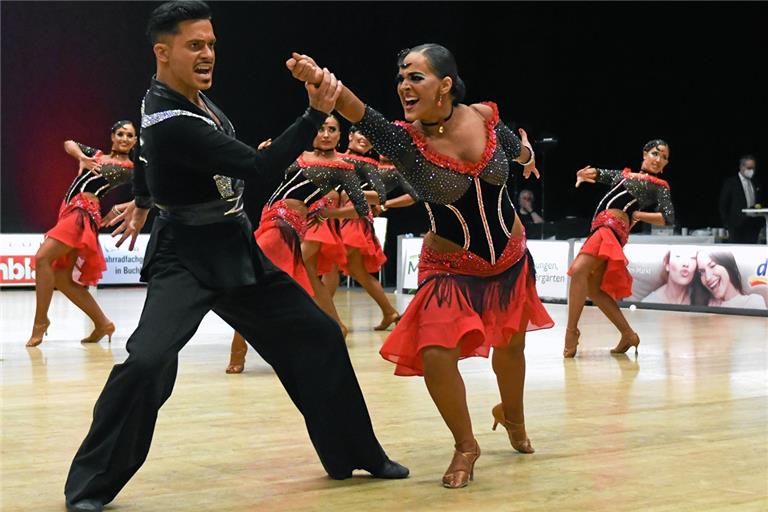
(356, 103, 523, 264)
(595, 168, 675, 225)
(377, 164, 419, 200)
(267, 155, 370, 218)
(341, 152, 386, 205)
(64, 145, 134, 203)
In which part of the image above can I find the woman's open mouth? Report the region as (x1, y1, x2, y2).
(403, 97, 419, 111)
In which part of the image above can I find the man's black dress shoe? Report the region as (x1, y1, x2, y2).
(66, 499, 103, 512)
(370, 458, 409, 479)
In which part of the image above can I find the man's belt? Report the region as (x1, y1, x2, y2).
(156, 197, 244, 226)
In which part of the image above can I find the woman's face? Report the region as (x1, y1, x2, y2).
(111, 123, 137, 154)
(641, 144, 670, 175)
(666, 249, 697, 286)
(313, 117, 341, 151)
(696, 253, 731, 300)
(396, 51, 443, 122)
(348, 132, 372, 155)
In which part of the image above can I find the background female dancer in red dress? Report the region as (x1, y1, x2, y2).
(226, 114, 373, 373)
(376, 155, 419, 211)
(335, 127, 402, 331)
(564, 140, 675, 357)
(288, 44, 554, 488)
(26, 121, 137, 347)
(301, 117, 349, 296)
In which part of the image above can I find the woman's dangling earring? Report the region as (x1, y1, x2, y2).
(437, 95, 443, 108)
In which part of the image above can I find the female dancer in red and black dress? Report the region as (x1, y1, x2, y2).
(226, 114, 373, 373)
(26, 121, 137, 347)
(334, 127, 403, 331)
(289, 44, 554, 488)
(376, 154, 419, 211)
(564, 140, 674, 357)
(301, 118, 349, 294)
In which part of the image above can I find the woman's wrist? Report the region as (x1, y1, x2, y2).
(516, 147, 535, 166)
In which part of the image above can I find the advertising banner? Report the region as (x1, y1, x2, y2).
(396, 236, 423, 292)
(1, 233, 149, 286)
(395, 237, 571, 299)
(527, 241, 570, 300)
(625, 244, 768, 311)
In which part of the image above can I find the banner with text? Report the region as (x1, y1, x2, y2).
(395, 236, 570, 299)
(624, 243, 768, 311)
(0, 233, 149, 286)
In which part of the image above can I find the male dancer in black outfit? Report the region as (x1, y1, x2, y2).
(64, 3, 407, 511)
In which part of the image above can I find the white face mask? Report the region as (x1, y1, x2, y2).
(742, 169, 755, 179)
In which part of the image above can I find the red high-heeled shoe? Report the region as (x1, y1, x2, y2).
(491, 403, 535, 454)
(442, 440, 481, 489)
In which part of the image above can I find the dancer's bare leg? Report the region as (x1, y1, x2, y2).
(302, 240, 347, 336)
(322, 264, 340, 297)
(492, 331, 527, 424)
(53, 257, 111, 329)
(566, 253, 603, 332)
(345, 249, 399, 328)
(27, 238, 72, 346)
(421, 345, 475, 452)
(586, 263, 633, 335)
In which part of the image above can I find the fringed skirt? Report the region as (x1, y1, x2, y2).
(46, 193, 106, 286)
(340, 218, 387, 273)
(254, 200, 314, 295)
(568, 210, 632, 300)
(380, 235, 554, 377)
(304, 197, 347, 275)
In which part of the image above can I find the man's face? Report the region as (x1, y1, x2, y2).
(740, 159, 756, 177)
(158, 19, 216, 92)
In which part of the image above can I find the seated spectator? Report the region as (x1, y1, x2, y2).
(518, 189, 544, 227)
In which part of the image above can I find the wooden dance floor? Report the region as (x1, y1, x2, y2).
(2, 287, 767, 511)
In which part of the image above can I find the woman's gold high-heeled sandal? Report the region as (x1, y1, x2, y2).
(374, 312, 401, 331)
(442, 440, 481, 489)
(491, 403, 535, 454)
(225, 347, 247, 374)
(563, 327, 580, 358)
(81, 322, 115, 344)
(611, 331, 640, 355)
(26, 320, 51, 347)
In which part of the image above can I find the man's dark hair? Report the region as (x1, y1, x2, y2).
(146, 1, 212, 44)
(739, 154, 756, 167)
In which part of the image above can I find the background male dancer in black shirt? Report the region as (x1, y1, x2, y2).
(64, 3, 407, 511)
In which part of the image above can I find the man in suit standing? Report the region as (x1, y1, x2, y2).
(719, 155, 763, 243)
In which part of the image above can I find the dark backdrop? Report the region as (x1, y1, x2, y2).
(2, 1, 766, 241)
